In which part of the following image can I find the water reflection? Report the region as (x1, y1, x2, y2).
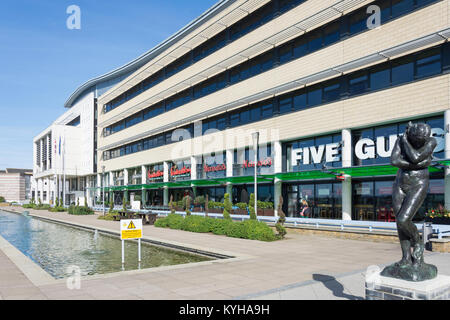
(0, 210, 211, 279)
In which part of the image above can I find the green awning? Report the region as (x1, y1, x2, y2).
(275, 170, 335, 181)
(89, 161, 449, 191)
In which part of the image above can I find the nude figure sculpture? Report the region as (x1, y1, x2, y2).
(380, 122, 438, 281)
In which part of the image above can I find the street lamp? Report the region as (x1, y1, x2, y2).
(102, 165, 105, 216)
(252, 131, 259, 218)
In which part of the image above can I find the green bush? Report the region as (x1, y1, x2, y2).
(34, 204, 51, 210)
(49, 206, 67, 212)
(22, 203, 35, 209)
(68, 205, 94, 215)
(0, 196, 6, 203)
(235, 202, 248, 210)
(208, 201, 224, 209)
(249, 193, 257, 220)
(98, 212, 120, 221)
(223, 193, 232, 220)
(155, 214, 277, 241)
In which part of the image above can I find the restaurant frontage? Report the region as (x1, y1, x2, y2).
(98, 115, 447, 222)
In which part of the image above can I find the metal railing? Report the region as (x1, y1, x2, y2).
(90, 206, 450, 239)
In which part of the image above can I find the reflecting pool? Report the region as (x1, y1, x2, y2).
(0, 210, 212, 279)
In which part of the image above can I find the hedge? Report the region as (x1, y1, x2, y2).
(155, 214, 278, 241)
(68, 205, 94, 215)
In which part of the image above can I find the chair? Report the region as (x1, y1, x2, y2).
(387, 208, 396, 222)
(378, 207, 387, 222)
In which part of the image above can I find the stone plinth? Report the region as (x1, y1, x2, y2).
(366, 272, 450, 300)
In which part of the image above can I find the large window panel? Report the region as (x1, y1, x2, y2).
(391, 0, 414, 19)
(415, 50, 441, 79)
(349, 72, 369, 96)
(307, 86, 322, 107)
(370, 65, 391, 91)
(322, 82, 341, 103)
(279, 97, 293, 114)
(391, 58, 414, 85)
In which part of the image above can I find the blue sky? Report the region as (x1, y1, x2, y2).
(0, 0, 217, 169)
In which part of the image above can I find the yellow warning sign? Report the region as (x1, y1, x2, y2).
(120, 219, 142, 240)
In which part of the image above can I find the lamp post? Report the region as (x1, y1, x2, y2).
(252, 131, 259, 218)
(102, 165, 105, 216)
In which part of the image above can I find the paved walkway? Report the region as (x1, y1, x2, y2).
(1, 207, 449, 300)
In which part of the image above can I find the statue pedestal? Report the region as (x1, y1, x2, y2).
(366, 272, 450, 300)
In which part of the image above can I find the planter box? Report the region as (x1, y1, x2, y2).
(233, 209, 248, 215)
(208, 208, 223, 214)
(261, 209, 275, 217)
(425, 217, 450, 225)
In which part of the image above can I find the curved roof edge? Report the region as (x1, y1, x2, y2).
(64, 0, 236, 108)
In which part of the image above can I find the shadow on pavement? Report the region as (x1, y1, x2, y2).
(312, 274, 364, 300)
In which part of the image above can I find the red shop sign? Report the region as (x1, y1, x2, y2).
(242, 157, 272, 168)
(204, 164, 226, 172)
(171, 166, 191, 177)
(147, 170, 164, 179)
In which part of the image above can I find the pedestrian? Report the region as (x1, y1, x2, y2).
(300, 200, 311, 218)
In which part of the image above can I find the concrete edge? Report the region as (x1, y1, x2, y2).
(0, 234, 57, 286)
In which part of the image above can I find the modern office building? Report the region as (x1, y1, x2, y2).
(42, 0, 450, 221)
(32, 44, 169, 205)
(0, 168, 33, 203)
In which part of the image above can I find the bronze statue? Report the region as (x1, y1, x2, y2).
(381, 122, 438, 281)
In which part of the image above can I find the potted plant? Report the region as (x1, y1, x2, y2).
(425, 209, 450, 225)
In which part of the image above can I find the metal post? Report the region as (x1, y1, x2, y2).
(121, 239, 125, 266)
(138, 238, 141, 263)
(252, 132, 259, 217)
(102, 166, 105, 216)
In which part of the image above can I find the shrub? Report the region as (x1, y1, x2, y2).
(249, 193, 257, 220)
(0, 196, 6, 203)
(181, 215, 210, 233)
(223, 193, 232, 220)
(49, 206, 67, 212)
(98, 212, 120, 221)
(155, 214, 277, 241)
(22, 203, 35, 209)
(185, 196, 191, 216)
(235, 203, 248, 210)
(68, 205, 94, 215)
(35, 204, 51, 210)
(194, 196, 205, 206)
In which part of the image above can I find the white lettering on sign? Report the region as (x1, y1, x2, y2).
(292, 143, 341, 165)
(291, 126, 444, 166)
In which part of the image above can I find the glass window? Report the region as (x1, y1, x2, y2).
(353, 181, 375, 221)
(240, 109, 250, 125)
(323, 22, 340, 46)
(261, 103, 273, 119)
(307, 87, 322, 107)
(230, 113, 239, 127)
(293, 92, 307, 111)
(322, 82, 340, 103)
(308, 30, 323, 52)
(293, 38, 308, 58)
(416, 51, 441, 79)
(349, 73, 369, 95)
(392, 59, 414, 85)
(349, 10, 367, 35)
(279, 44, 293, 64)
(391, 0, 414, 19)
(370, 65, 390, 91)
(250, 106, 261, 122)
(279, 97, 292, 114)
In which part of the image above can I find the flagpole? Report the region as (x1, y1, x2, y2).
(63, 134, 66, 207)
